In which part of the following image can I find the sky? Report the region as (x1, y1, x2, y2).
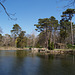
(0, 0, 75, 36)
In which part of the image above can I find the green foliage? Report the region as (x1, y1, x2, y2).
(61, 9, 75, 44)
(60, 20, 74, 43)
(34, 18, 50, 32)
(48, 39, 50, 49)
(35, 43, 40, 48)
(67, 44, 75, 49)
(34, 16, 59, 32)
(19, 31, 26, 39)
(16, 31, 27, 48)
(51, 42, 54, 50)
(35, 31, 46, 48)
(48, 39, 54, 50)
(35, 39, 43, 48)
(35, 16, 59, 48)
(60, 29, 68, 41)
(61, 9, 75, 21)
(11, 24, 22, 37)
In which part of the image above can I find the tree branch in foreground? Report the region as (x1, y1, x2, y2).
(0, 2, 17, 20)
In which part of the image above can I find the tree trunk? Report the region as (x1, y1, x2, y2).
(71, 19, 74, 45)
(50, 31, 52, 43)
(54, 30, 56, 48)
(46, 28, 48, 48)
(54, 30, 56, 44)
(44, 26, 49, 48)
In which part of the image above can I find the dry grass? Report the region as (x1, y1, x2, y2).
(0, 47, 28, 50)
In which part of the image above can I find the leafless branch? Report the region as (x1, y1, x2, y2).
(57, 0, 75, 8)
(0, 1, 17, 20)
(63, 0, 75, 8)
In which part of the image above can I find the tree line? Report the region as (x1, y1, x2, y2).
(35, 9, 75, 49)
(0, 8, 75, 49)
(0, 24, 36, 48)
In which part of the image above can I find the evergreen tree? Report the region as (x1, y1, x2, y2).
(61, 9, 75, 45)
(17, 31, 26, 48)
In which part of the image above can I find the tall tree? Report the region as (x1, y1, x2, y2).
(11, 24, 21, 38)
(49, 16, 59, 44)
(11, 24, 21, 47)
(34, 17, 59, 48)
(35, 31, 46, 48)
(34, 18, 50, 48)
(60, 20, 72, 44)
(61, 9, 75, 45)
(16, 31, 26, 48)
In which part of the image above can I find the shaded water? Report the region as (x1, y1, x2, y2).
(0, 50, 75, 75)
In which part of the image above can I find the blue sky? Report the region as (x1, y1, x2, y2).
(0, 0, 74, 35)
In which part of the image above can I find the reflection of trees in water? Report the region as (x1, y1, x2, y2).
(37, 53, 54, 60)
(0, 50, 33, 58)
(0, 50, 31, 75)
(29, 52, 37, 57)
(36, 54, 75, 75)
(36, 55, 55, 75)
(60, 55, 75, 75)
(15, 50, 28, 58)
(0, 50, 28, 75)
(9, 56, 26, 75)
(0, 50, 29, 57)
(1, 50, 75, 75)
(0, 50, 2, 56)
(7, 50, 28, 75)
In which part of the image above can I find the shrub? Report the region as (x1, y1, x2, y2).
(48, 39, 51, 50)
(67, 44, 75, 49)
(51, 42, 54, 50)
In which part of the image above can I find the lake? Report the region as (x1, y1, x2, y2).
(0, 50, 75, 75)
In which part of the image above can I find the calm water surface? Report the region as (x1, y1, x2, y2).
(0, 50, 75, 75)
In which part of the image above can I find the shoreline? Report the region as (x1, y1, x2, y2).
(39, 49, 75, 55)
(0, 47, 75, 55)
(0, 47, 29, 50)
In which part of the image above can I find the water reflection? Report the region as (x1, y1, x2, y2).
(60, 55, 75, 75)
(0, 50, 28, 75)
(0, 50, 75, 75)
(16, 50, 28, 58)
(0, 50, 30, 57)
